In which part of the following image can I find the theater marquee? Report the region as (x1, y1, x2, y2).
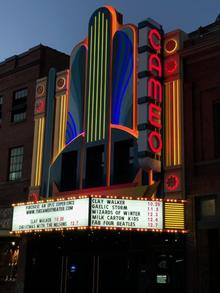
(12, 196, 186, 234)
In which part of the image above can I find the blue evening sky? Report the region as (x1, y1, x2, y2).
(1, 0, 220, 61)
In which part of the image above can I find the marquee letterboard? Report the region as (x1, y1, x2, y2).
(90, 198, 163, 229)
(12, 198, 89, 232)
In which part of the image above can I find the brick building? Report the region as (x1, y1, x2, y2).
(183, 18, 220, 293)
(0, 45, 69, 293)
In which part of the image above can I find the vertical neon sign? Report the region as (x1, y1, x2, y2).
(137, 19, 163, 172)
(163, 30, 186, 197)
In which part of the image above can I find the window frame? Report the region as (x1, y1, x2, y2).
(8, 146, 24, 181)
(11, 88, 28, 123)
(196, 195, 217, 224)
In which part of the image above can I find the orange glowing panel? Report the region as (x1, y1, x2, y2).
(111, 124, 138, 138)
(104, 5, 120, 38)
(164, 80, 181, 167)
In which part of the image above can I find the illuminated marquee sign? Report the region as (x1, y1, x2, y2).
(11, 197, 186, 233)
(138, 19, 163, 172)
(12, 198, 89, 232)
(90, 197, 163, 229)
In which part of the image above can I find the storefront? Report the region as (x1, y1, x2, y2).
(24, 231, 185, 293)
(11, 196, 186, 293)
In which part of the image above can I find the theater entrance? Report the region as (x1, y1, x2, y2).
(59, 252, 155, 293)
(24, 232, 184, 293)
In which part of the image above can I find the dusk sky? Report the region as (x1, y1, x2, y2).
(1, 0, 220, 61)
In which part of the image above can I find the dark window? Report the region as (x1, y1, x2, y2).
(200, 198, 216, 217)
(213, 101, 220, 158)
(11, 89, 27, 122)
(0, 96, 3, 123)
(60, 151, 78, 191)
(196, 196, 216, 222)
(8, 146, 24, 181)
(113, 139, 134, 184)
(85, 145, 105, 188)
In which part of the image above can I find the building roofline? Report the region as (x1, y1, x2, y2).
(0, 44, 69, 66)
(188, 20, 220, 38)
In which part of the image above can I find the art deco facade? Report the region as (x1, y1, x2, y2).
(0, 6, 220, 293)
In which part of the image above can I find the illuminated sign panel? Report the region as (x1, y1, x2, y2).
(138, 19, 163, 172)
(90, 198, 163, 229)
(12, 197, 186, 233)
(12, 198, 89, 232)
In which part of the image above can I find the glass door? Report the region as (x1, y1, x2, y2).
(61, 253, 94, 293)
(62, 252, 154, 293)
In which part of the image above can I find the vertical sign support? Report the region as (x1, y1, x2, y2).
(137, 18, 164, 185)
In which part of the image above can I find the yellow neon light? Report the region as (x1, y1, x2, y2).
(103, 18, 108, 139)
(31, 119, 38, 186)
(173, 81, 176, 165)
(35, 119, 40, 185)
(62, 96, 65, 150)
(55, 98, 60, 154)
(58, 97, 61, 152)
(167, 83, 170, 166)
(35, 118, 42, 186)
(176, 80, 179, 164)
(169, 82, 172, 166)
(165, 84, 167, 166)
(165, 83, 169, 166)
(38, 117, 45, 186)
(59, 97, 64, 152)
(37, 118, 42, 185)
(94, 12, 101, 141)
(165, 39, 178, 55)
(167, 82, 171, 166)
(90, 16, 97, 142)
(165, 202, 184, 229)
(165, 80, 183, 167)
(99, 13, 104, 141)
(86, 25, 93, 142)
(176, 80, 180, 164)
(64, 94, 68, 145)
(53, 96, 59, 157)
(62, 95, 67, 150)
(177, 79, 181, 164)
(58, 96, 64, 152)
